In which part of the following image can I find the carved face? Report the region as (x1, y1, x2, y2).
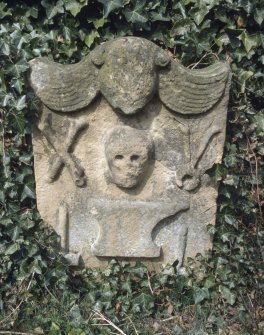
(92, 37, 171, 115)
(105, 126, 153, 188)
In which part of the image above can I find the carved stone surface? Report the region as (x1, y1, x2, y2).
(29, 37, 231, 270)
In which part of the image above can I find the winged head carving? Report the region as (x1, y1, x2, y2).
(29, 37, 230, 115)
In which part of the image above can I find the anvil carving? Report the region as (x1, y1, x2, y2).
(90, 197, 189, 258)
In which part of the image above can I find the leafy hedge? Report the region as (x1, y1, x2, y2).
(0, 0, 263, 334)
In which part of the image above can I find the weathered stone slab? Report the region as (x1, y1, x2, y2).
(29, 37, 231, 270)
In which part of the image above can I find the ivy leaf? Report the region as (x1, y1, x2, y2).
(127, 262, 147, 278)
(189, 5, 209, 25)
(12, 79, 23, 94)
(26, 6, 39, 19)
(0, 2, 12, 19)
(5, 243, 20, 255)
(21, 185, 35, 201)
(28, 244, 38, 257)
(237, 0, 254, 14)
(239, 31, 260, 53)
(0, 72, 6, 90)
(254, 8, 264, 25)
(98, 0, 124, 18)
(41, 0, 64, 20)
(65, 0, 88, 17)
(193, 287, 210, 304)
(132, 292, 154, 313)
(121, 281, 132, 294)
(0, 190, 5, 203)
(84, 31, 100, 48)
(173, 325, 184, 335)
(20, 217, 35, 230)
(254, 112, 264, 134)
(219, 285, 236, 305)
(224, 153, 237, 167)
(204, 276, 215, 289)
(150, 12, 170, 22)
(6, 60, 28, 77)
(0, 218, 12, 227)
(124, 0, 148, 24)
(0, 41, 10, 56)
(15, 95, 26, 111)
(93, 300, 103, 312)
(15, 167, 32, 183)
(1, 93, 14, 107)
(13, 113, 25, 133)
(92, 18, 106, 29)
(238, 70, 254, 93)
(28, 260, 43, 275)
(9, 226, 22, 241)
(17, 36, 29, 51)
(224, 214, 235, 225)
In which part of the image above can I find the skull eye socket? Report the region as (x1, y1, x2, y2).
(131, 155, 140, 161)
(115, 154, 123, 160)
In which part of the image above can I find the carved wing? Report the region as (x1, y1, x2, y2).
(158, 61, 230, 114)
(29, 55, 99, 112)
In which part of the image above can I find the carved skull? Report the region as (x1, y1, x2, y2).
(105, 126, 153, 188)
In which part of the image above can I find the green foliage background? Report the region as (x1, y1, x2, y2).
(0, 0, 263, 334)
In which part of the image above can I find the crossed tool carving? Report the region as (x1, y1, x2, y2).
(40, 113, 88, 187)
(175, 124, 222, 191)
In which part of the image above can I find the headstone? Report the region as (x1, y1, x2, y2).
(29, 37, 231, 270)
